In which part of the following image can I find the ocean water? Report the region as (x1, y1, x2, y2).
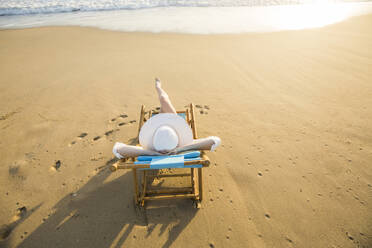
(0, 1, 372, 33)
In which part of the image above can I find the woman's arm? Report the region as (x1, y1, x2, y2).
(113, 142, 162, 159)
(172, 136, 221, 154)
(113, 136, 221, 158)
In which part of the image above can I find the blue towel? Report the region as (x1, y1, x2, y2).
(134, 151, 202, 169)
(137, 151, 200, 161)
(150, 156, 185, 169)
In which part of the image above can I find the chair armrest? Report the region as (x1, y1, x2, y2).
(110, 152, 210, 171)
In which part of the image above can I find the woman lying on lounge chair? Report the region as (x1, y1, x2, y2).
(112, 78, 221, 159)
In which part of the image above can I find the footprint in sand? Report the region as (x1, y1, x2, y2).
(78, 133, 88, 138)
(49, 160, 62, 172)
(110, 113, 128, 123)
(150, 107, 161, 113)
(54, 160, 61, 170)
(8, 161, 27, 181)
(0, 109, 20, 121)
(285, 237, 293, 243)
(8, 164, 20, 176)
(104, 130, 114, 136)
(288, 156, 298, 166)
(346, 232, 354, 241)
(197, 105, 210, 115)
(72, 114, 133, 145)
(69, 132, 88, 146)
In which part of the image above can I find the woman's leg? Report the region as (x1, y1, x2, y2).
(173, 136, 221, 154)
(155, 78, 177, 114)
(113, 142, 162, 158)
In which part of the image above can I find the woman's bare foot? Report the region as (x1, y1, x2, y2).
(155, 77, 161, 89)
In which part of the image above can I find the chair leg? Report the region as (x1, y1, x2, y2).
(137, 105, 146, 139)
(192, 168, 200, 201)
(190, 168, 194, 188)
(198, 168, 203, 202)
(133, 169, 139, 205)
(140, 170, 147, 207)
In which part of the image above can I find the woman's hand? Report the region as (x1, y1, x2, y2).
(156, 148, 178, 155)
(148, 150, 163, 156)
(166, 147, 183, 155)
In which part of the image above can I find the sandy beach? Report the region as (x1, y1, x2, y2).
(0, 14, 372, 248)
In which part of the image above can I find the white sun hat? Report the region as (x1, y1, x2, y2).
(139, 113, 193, 152)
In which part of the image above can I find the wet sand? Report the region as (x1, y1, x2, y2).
(0, 14, 371, 248)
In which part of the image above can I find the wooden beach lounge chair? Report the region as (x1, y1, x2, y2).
(110, 103, 210, 208)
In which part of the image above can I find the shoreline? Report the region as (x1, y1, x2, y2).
(2, 2, 372, 34)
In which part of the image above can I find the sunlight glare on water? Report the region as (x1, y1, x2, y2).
(0, 2, 371, 33)
(271, 3, 357, 30)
